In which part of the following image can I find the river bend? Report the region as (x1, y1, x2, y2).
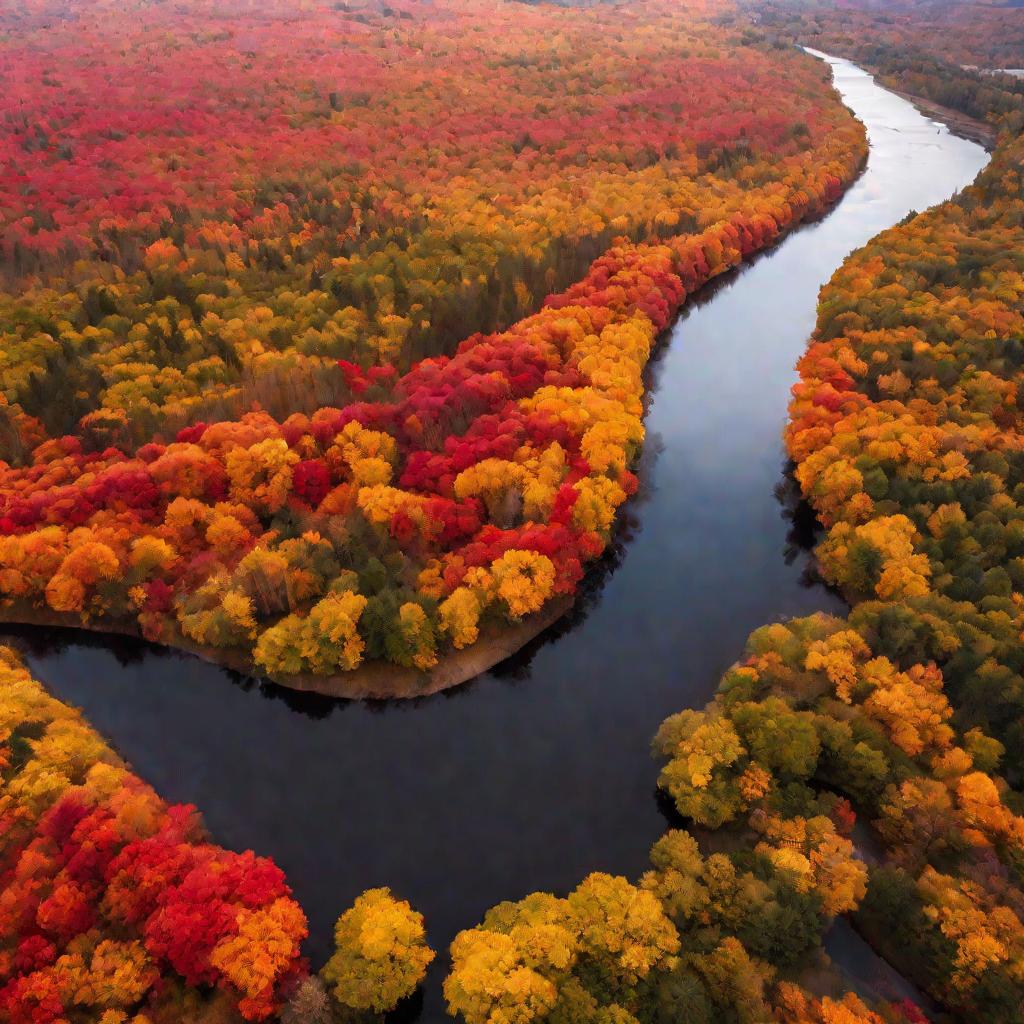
(5, 53, 988, 1019)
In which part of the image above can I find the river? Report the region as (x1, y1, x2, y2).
(3, 54, 988, 1020)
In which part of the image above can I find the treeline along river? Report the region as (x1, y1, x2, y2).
(2, 54, 989, 1020)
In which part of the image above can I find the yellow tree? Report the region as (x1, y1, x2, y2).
(321, 888, 435, 1014)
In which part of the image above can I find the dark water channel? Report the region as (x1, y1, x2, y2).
(4, 54, 987, 1019)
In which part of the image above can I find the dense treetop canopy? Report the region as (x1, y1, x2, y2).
(5, 1, 1024, 1021)
(0, 0, 867, 684)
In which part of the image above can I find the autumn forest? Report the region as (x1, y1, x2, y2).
(1, 0, 1024, 1022)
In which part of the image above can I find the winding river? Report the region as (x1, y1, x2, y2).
(3, 55, 988, 1019)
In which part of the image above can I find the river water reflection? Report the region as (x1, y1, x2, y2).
(5, 54, 988, 1019)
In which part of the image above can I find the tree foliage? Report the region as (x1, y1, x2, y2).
(320, 887, 435, 1013)
(0, 0, 868, 681)
(0, 646, 307, 1022)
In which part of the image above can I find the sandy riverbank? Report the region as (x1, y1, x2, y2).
(0, 596, 574, 700)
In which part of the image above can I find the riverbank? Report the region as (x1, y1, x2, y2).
(21, 57, 989, 1016)
(2, 47, 982, 703)
(0, 143, 871, 699)
(887, 84, 997, 148)
(0, 596, 574, 699)
(802, 46, 998, 150)
(0, 58, 988, 711)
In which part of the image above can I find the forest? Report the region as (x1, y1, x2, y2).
(431, 9, 1024, 1023)
(753, 0, 1024, 127)
(2, 0, 1024, 1022)
(0, 0, 866, 688)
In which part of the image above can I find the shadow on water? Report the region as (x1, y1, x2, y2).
(2, 53, 990, 1020)
(774, 460, 846, 593)
(823, 919, 938, 1013)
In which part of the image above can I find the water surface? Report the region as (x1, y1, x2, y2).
(6, 54, 988, 1019)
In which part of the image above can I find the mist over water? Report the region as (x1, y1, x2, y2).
(6, 54, 988, 1019)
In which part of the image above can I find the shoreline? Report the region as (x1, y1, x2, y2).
(803, 46, 998, 150)
(881, 81, 997, 150)
(0, 164, 871, 701)
(0, 83, 875, 701)
(0, 181, 861, 703)
(0, 596, 574, 700)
